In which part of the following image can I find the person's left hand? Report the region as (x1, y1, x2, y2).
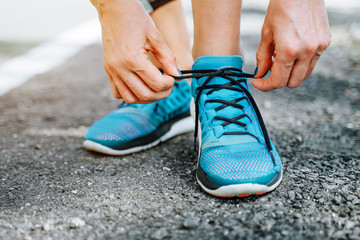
(253, 0, 331, 91)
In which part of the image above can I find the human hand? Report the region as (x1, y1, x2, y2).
(253, 0, 331, 91)
(91, 0, 179, 103)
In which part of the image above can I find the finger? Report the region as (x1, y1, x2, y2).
(146, 30, 179, 77)
(107, 74, 122, 99)
(304, 34, 330, 79)
(252, 55, 295, 91)
(255, 42, 274, 78)
(304, 53, 321, 79)
(286, 58, 309, 89)
(112, 75, 139, 104)
(269, 54, 276, 72)
(121, 71, 173, 102)
(135, 59, 174, 92)
(255, 26, 275, 78)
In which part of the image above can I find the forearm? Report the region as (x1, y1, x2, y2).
(90, 0, 148, 22)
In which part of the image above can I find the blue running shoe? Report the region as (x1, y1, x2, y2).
(182, 56, 282, 197)
(84, 80, 194, 155)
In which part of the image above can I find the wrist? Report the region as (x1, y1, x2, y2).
(96, 0, 145, 21)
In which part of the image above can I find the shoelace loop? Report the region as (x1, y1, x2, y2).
(172, 67, 276, 166)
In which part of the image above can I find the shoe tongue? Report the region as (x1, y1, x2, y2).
(193, 55, 244, 70)
(192, 55, 245, 86)
(192, 56, 254, 139)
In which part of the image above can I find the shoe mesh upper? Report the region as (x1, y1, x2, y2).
(89, 112, 157, 144)
(189, 56, 282, 186)
(200, 142, 281, 183)
(85, 80, 191, 148)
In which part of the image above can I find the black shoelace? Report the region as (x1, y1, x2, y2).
(172, 68, 276, 166)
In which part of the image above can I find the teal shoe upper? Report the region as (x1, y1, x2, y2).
(191, 56, 281, 186)
(85, 80, 191, 148)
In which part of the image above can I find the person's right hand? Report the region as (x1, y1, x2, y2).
(253, 0, 331, 91)
(90, 0, 179, 103)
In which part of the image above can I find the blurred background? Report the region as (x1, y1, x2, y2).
(1, 0, 360, 65)
(0, 0, 97, 64)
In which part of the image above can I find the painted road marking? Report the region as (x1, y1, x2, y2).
(23, 126, 88, 137)
(0, 18, 101, 96)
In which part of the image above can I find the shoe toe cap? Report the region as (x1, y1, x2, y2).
(199, 143, 282, 187)
(206, 168, 279, 186)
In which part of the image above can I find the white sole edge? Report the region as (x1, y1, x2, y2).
(196, 170, 283, 197)
(83, 116, 194, 156)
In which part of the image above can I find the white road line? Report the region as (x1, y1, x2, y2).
(23, 126, 88, 137)
(0, 18, 101, 96)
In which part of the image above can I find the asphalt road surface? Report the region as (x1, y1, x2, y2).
(0, 4, 360, 240)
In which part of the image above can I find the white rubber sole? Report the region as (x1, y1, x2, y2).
(83, 116, 194, 156)
(196, 170, 282, 197)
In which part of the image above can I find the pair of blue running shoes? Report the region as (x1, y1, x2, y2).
(84, 56, 282, 197)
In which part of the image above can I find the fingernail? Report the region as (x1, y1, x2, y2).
(254, 66, 258, 76)
(177, 68, 183, 76)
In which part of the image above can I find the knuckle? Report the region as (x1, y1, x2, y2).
(316, 47, 325, 56)
(123, 96, 136, 104)
(164, 88, 172, 98)
(287, 82, 301, 89)
(112, 92, 121, 99)
(256, 51, 263, 61)
(110, 87, 121, 99)
(283, 45, 300, 59)
(304, 42, 318, 55)
(163, 54, 176, 66)
(152, 81, 167, 92)
(319, 38, 331, 52)
(138, 92, 153, 102)
(148, 29, 162, 43)
(326, 34, 332, 46)
(261, 26, 271, 38)
(324, 32, 332, 45)
(121, 52, 139, 69)
(275, 81, 287, 89)
(169, 54, 176, 64)
(317, 34, 332, 53)
(287, 85, 296, 89)
(105, 57, 119, 70)
(156, 78, 174, 91)
(256, 51, 260, 60)
(320, 42, 328, 51)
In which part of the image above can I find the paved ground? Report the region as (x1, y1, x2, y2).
(0, 2, 360, 240)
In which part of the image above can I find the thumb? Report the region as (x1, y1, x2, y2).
(254, 37, 274, 79)
(253, 35, 275, 90)
(147, 30, 179, 77)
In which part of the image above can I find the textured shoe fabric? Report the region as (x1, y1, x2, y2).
(191, 56, 282, 197)
(84, 80, 194, 155)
